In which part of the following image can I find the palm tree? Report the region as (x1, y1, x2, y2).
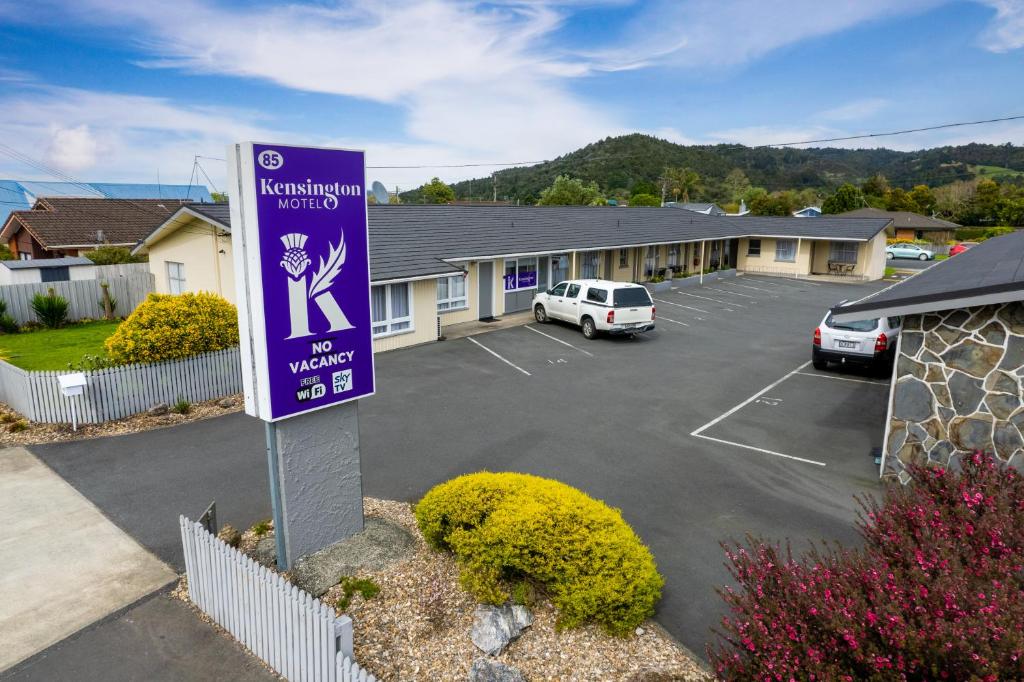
(662, 167, 701, 203)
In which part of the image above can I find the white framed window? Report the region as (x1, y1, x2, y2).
(667, 244, 680, 267)
(580, 251, 600, 279)
(829, 241, 858, 263)
(167, 261, 186, 294)
(618, 248, 628, 268)
(644, 246, 657, 277)
(371, 283, 412, 337)
(437, 274, 467, 312)
(775, 239, 796, 262)
(747, 239, 762, 256)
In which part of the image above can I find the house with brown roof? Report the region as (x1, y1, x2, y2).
(0, 197, 194, 259)
(836, 207, 960, 244)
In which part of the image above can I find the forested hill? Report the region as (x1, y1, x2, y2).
(411, 134, 1024, 204)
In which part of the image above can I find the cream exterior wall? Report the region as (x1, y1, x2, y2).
(146, 217, 236, 303)
(736, 237, 812, 276)
(372, 278, 439, 353)
(438, 262, 477, 327)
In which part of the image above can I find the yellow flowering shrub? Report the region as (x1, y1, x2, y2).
(105, 292, 239, 364)
(415, 472, 664, 634)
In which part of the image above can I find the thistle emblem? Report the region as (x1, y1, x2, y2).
(280, 233, 311, 279)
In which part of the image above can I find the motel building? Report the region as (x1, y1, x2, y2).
(132, 204, 892, 353)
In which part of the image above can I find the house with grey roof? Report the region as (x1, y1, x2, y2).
(831, 229, 1024, 480)
(837, 207, 959, 244)
(0, 256, 95, 285)
(668, 202, 727, 216)
(134, 203, 891, 353)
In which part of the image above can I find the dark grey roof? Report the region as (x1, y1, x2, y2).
(1, 256, 93, 269)
(837, 207, 959, 230)
(671, 202, 726, 216)
(832, 229, 1024, 320)
(153, 204, 891, 283)
(187, 203, 231, 227)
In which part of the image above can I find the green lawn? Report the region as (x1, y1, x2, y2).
(0, 320, 120, 371)
(970, 164, 1024, 180)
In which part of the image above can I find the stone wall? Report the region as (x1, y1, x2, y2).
(886, 301, 1024, 482)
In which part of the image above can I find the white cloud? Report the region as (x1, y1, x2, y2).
(45, 124, 100, 172)
(817, 98, 890, 122)
(977, 0, 1024, 51)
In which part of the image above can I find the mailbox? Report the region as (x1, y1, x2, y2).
(58, 372, 87, 397)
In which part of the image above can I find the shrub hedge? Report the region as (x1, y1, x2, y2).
(953, 226, 1015, 242)
(105, 292, 239, 364)
(415, 472, 664, 634)
(708, 452, 1024, 680)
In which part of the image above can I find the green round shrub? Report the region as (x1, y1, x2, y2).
(105, 292, 239, 364)
(415, 472, 664, 634)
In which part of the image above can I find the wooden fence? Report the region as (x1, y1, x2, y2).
(0, 272, 154, 325)
(0, 348, 242, 424)
(179, 516, 379, 682)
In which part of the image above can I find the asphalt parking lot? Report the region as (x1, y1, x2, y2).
(27, 273, 894, 661)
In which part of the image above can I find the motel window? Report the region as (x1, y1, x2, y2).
(747, 239, 761, 256)
(774, 239, 796, 262)
(436, 274, 467, 312)
(644, 246, 657, 277)
(667, 244, 680, 267)
(580, 251, 600, 279)
(503, 257, 538, 291)
(167, 261, 186, 294)
(619, 248, 628, 268)
(371, 283, 412, 337)
(829, 241, 858, 264)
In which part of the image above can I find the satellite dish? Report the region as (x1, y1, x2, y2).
(371, 181, 389, 205)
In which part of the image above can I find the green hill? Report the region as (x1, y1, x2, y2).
(401, 134, 1024, 204)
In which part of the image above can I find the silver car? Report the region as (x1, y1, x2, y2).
(813, 306, 901, 373)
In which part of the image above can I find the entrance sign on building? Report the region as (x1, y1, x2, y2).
(228, 143, 376, 421)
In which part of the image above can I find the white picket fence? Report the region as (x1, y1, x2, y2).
(0, 347, 242, 424)
(0, 272, 154, 325)
(179, 516, 379, 682)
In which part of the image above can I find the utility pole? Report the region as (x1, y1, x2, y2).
(660, 180, 667, 207)
(493, 173, 497, 202)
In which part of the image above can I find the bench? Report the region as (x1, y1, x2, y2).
(827, 261, 856, 276)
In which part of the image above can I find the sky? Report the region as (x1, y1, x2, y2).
(0, 0, 1022, 193)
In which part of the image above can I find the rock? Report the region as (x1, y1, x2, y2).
(928, 440, 954, 464)
(987, 393, 1020, 421)
(471, 604, 533, 656)
(999, 336, 1024, 371)
(920, 349, 942, 365)
(980, 322, 1007, 346)
(470, 658, 528, 682)
(932, 382, 952, 409)
(147, 402, 169, 416)
(897, 355, 925, 380)
(935, 325, 962, 346)
(254, 536, 277, 568)
(925, 364, 945, 383)
(290, 518, 416, 597)
(1008, 452, 1024, 474)
(985, 371, 1018, 394)
(887, 425, 907, 456)
(922, 314, 942, 331)
(900, 331, 923, 356)
(943, 310, 969, 328)
(997, 302, 1024, 335)
(907, 422, 927, 443)
(635, 626, 646, 636)
(949, 416, 994, 451)
(217, 523, 241, 548)
(948, 371, 985, 414)
(924, 333, 947, 355)
(897, 441, 925, 467)
(938, 406, 955, 423)
(947, 453, 963, 474)
(892, 378, 933, 422)
(993, 422, 1023, 460)
(217, 397, 235, 408)
(964, 306, 997, 332)
(902, 314, 922, 331)
(941, 339, 1003, 378)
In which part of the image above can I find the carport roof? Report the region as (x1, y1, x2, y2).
(832, 229, 1024, 321)
(143, 203, 891, 283)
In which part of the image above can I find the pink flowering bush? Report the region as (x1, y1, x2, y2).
(708, 452, 1024, 680)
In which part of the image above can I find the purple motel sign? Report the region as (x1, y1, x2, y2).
(503, 270, 537, 291)
(228, 143, 375, 421)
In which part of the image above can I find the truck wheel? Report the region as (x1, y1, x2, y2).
(812, 359, 828, 371)
(534, 304, 548, 323)
(581, 317, 597, 339)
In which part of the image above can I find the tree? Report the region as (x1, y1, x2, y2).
(749, 191, 799, 216)
(419, 177, 455, 204)
(84, 246, 144, 265)
(629, 193, 661, 207)
(210, 192, 228, 203)
(860, 174, 890, 198)
(0, 244, 13, 261)
(884, 187, 918, 212)
(632, 180, 657, 196)
(663, 166, 701, 203)
(822, 183, 866, 214)
(721, 169, 752, 203)
(909, 184, 936, 215)
(536, 175, 605, 206)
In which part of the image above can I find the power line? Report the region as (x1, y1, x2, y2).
(756, 114, 1024, 148)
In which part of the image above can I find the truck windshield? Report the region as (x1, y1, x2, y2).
(613, 288, 652, 308)
(825, 313, 878, 332)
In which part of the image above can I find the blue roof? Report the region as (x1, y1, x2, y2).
(0, 180, 212, 223)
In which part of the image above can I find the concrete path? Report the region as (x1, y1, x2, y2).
(0, 447, 177, 673)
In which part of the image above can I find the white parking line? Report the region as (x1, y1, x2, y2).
(739, 277, 802, 288)
(745, 276, 820, 287)
(689, 360, 828, 467)
(705, 286, 756, 299)
(718, 280, 779, 294)
(524, 325, 594, 356)
(467, 337, 532, 376)
(677, 291, 744, 308)
(658, 316, 689, 326)
(654, 298, 711, 314)
(795, 371, 888, 386)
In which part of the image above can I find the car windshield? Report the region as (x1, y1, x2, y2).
(825, 313, 878, 332)
(613, 288, 652, 308)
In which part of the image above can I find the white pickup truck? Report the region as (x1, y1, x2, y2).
(533, 279, 656, 339)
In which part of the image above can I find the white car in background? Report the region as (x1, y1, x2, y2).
(813, 305, 901, 373)
(533, 279, 656, 339)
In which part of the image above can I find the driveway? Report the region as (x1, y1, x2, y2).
(25, 274, 893, 657)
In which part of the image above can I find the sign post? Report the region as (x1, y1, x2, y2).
(228, 142, 375, 569)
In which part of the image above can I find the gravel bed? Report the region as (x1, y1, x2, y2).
(0, 394, 243, 447)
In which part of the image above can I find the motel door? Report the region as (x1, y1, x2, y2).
(479, 261, 494, 320)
